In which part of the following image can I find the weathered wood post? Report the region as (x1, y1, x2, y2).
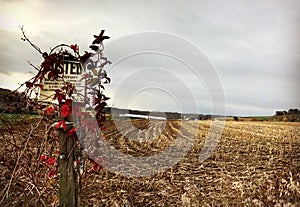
(57, 103, 78, 207)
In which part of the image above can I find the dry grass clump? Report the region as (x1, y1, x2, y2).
(0, 114, 59, 207)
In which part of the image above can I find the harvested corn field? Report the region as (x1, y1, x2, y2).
(80, 120, 300, 206)
(0, 117, 299, 206)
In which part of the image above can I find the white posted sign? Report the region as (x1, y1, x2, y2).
(40, 59, 84, 103)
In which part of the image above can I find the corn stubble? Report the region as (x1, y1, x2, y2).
(81, 120, 300, 206)
(0, 118, 299, 206)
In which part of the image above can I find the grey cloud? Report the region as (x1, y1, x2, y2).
(0, 0, 299, 115)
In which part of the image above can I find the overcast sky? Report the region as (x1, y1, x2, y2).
(0, 0, 299, 116)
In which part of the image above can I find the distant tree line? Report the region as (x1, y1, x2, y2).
(274, 108, 300, 122)
(0, 88, 28, 113)
(105, 107, 213, 120)
(275, 108, 300, 116)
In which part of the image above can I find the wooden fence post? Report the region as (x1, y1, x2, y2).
(57, 104, 78, 207)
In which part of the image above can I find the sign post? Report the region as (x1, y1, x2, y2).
(43, 51, 83, 207)
(58, 113, 78, 207)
